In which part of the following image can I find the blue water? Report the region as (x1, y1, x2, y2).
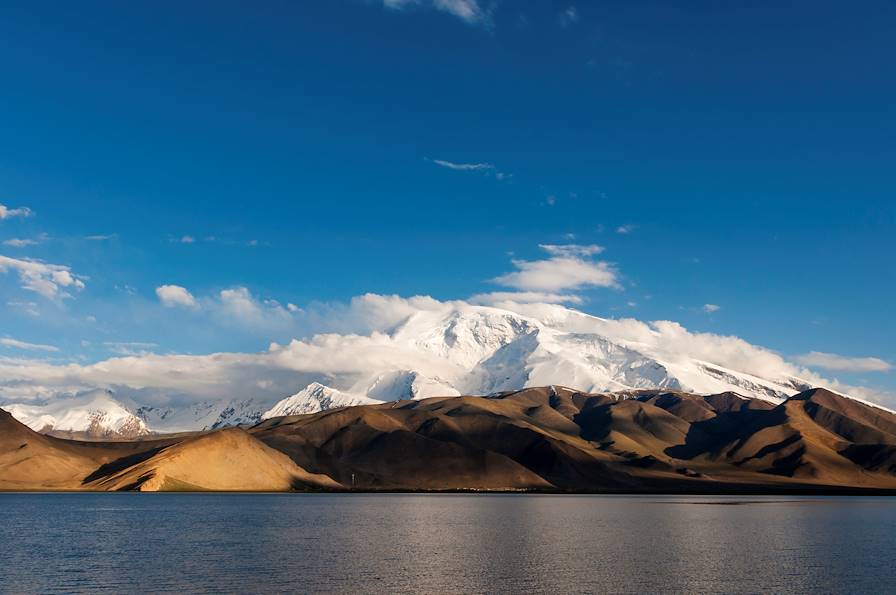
(0, 494, 893, 594)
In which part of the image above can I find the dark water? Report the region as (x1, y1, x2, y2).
(0, 494, 894, 594)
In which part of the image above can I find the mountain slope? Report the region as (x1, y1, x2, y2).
(3, 387, 896, 492)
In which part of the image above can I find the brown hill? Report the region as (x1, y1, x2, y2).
(84, 427, 340, 491)
(3, 387, 896, 493)
(0, 408, 97, 490)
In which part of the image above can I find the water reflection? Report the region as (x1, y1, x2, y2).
(0, 494, 894, 594)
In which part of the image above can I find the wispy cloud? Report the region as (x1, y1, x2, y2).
(3, 238, 39, 248)
(0, 255, 86, 299)
(171, 234, 266, 247)
(103, 341, 159, 356)
(0, 203, 33, 220)
(0, 337, 59, 352)
(428, 157, 512, 181)
(7, 300, 39, 316)
(540, 244, 604, 258)
(215, 287, 293, 329)
(383, 0, 489, 26)
(559, 6, 579, 27)
(795, 351, 892, 373)
(702, 304, 721, 313)
(431, 159, 495, 171)
(3, 232, 49, 248)
(616, 224, 636, 234)
(155, 284, 199, 309)
(84, 234, 115, 241)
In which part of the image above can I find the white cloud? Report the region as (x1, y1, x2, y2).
(795, 351, 892, 373)
(178, 235, 196, 244)
(702, 304, 721, 313)
(0, 204, 32, 219)
(431, 159, 495, 171)
(155, 285, 198, 309)
(428, 157, 512, 181)
(492, 244, 619, 294)
(384, 0, 488, 25)
(540, 244, 604, 257)
(215, 287, 293, 329)
(0, 337, 58, 352)
(0, 255, 86, 299)
(2, 239, 39, 248)
(84, 234, 115, 241)
(7, 300, 39, 317)
(616, 224, 636, 234)
(103, 341, 160, 356)
(559, 6, 579, 26)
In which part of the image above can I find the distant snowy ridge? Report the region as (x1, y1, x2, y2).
(262, 383, 378, 419)
(2, 389, 149, 438)
(2, 297, 879, 434)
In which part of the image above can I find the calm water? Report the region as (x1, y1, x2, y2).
(0, 494, 894, 594)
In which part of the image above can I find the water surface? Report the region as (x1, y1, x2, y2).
(0, 494, 893, 594)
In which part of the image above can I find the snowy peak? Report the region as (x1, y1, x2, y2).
(364, 370, 460, 401)
(137, 398, 267, 433)
(262, 383, 378, 419)
(3, 390, 149, 438)
(395, 307, 539, 368)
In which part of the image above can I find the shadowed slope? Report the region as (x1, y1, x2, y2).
(666, 389, 896, 487)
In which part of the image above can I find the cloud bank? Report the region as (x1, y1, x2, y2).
(0, 294, 891, 412)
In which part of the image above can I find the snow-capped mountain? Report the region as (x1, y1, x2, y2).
(2, 389, 149, 438)
(262, 383, 379, 419)
(257, 303, 818, 424)
(1, 299, 839, 434)
(135, 397, 268, 433)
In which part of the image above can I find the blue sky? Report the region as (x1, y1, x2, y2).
(0, 1, 894, 393)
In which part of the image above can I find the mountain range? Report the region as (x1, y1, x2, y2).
(3, 301, 859, 437)
(2, 386, 895, 493)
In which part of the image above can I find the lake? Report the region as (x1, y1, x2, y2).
(0, 494, 893, 594)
